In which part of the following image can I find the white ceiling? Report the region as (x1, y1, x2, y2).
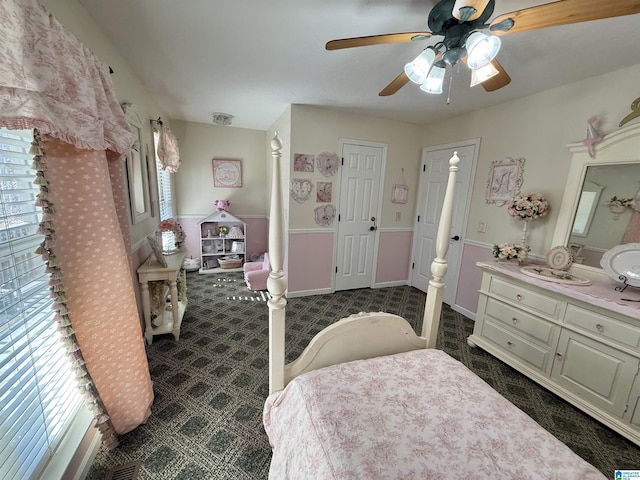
(77, 0, 640, 131)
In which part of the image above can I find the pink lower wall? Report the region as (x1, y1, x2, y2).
(455, 242, 494, 315)
(375, 231, 413, 284)
(288, 232, 334, 293)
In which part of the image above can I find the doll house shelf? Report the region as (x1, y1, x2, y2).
(198, 210, 246, 274)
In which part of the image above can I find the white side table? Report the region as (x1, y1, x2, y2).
(137, 250, 187, 345)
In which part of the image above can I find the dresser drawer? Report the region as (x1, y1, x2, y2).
(485, 297, 559, 346)
(487, 276, 564, 319)
(564, 304, 640, 350)
(481, 320, 552, 372)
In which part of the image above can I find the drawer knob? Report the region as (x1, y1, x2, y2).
(516, 294, 523, 301)
(506, 341, 513, 347)
(512, 317, 518, 324)
(595, 323, 604, 331)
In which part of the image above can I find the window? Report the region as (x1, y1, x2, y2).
(154, 131, 174, 221)
(0, 128, 83, 480)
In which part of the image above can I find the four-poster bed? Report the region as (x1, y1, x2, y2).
(262, 133, 605, 478)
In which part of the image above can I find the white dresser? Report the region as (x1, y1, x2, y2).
(468, 260, 640, 445)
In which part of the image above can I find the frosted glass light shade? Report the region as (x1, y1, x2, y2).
(420, 65, 445, 94)
(404, 48, 436, 84)
(470, 62, 499, 87)
(466, 32, 501, 69)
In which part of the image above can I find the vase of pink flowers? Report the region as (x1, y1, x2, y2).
(507, 193, 550, 246)
(157, 218, 186, 253)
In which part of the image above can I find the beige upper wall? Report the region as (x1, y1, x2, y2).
(289, 106, 423, 230)
(421, 63, 640, 256)
(41, 0, 171, 246)
(171, 121, 267, 216)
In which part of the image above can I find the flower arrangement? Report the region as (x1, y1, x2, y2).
(214, 199, 231, 212)
(158, 218, 186, 245)
(493, 243, 530, 263)
(507, 193, 550, 221)
(606, 196, 633, 207)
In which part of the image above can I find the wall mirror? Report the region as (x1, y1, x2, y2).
(552, 122, 640, 273)
(123, 103, 151, 224)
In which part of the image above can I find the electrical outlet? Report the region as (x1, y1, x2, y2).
(395, 212, 401, 221)
(478, 221, 486, 233)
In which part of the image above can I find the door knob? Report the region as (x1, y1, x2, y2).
(369, 216, 377, 231)
(451, 235, 460, 241)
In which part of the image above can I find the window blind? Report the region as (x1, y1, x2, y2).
(0, 128, 82, 480)
(154, 131, 174, 221)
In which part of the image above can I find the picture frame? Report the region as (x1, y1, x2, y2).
(485, 157, 525, 205)
(317, 182, 332, 203)
(146, 235, 168, 267)
(546, 245, 573, 271)
(293, 153, 314, 172)
(212, 158, 242, 188)
(391, 184, 409, 204)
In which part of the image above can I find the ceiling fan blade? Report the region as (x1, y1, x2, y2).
(379, 72, 410, 96)
(490, 0, 640, 36)
(451, 0, 491, 21)
(326, 32, 432, 50)
(481, 59, 511, 92)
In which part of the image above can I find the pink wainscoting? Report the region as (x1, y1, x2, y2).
(455, 243, 494, 315)
(288, 232, 335, 293)
(177, 215, 268, 262)
(375, 230, 413, 284)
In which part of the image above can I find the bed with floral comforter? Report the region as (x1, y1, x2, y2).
(263, 349, 605, 480)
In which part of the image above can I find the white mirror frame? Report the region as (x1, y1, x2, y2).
(552, 122, 640, 275)
(123, 103, 151, 224)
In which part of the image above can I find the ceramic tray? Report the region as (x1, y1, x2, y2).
(600, 243, 640, 287)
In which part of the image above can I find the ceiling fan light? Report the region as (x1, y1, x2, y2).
(420, 65, 445, 94)
(470, 62, 499, 87)
(466, 31, 501, 69)
(404, 48, 436, 84)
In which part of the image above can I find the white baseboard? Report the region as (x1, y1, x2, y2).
(286, 287, 333, 298)
(452, 304, 476, 321)
(373, 280, 409, 289)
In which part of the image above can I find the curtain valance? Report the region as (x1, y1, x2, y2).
(0, 0, 135, 154)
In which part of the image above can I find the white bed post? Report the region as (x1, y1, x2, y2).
(267, 132, 288, 394)
(422, 151, 460, 348)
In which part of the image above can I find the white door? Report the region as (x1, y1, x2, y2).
(335, 140, 386, 291)
(410, 140, 478, 306)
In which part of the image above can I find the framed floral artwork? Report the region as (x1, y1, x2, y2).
(212, 158, 242, 188)
(294, 153, 314, 172)
(290, 178, 314, 203)
(317, 182, 332, 202)
(316, 152, 340, 177)
(485, 157, 525, 205)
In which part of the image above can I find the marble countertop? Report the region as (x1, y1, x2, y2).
(477, 260, 640, 320)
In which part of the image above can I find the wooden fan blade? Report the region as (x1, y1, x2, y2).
(481, 59, 511, 92)
(326, 32, 431, 50)
(451, 0, 491, 21)
(490, 0, 640, 36)
(379, 72, 410, 96)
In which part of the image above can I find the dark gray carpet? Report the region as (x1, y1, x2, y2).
(85, 271, 640, 479)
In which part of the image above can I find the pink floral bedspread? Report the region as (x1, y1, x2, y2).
(263, 349, 605, 479)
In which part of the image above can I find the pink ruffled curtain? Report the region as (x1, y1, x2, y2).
(0, 0, 153, 446)
(156, 121, 181, 173)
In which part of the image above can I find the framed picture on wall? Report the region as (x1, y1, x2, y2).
(212, 158, 242, 188)
(485, 157, 525, 205)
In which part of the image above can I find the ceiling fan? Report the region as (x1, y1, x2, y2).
(326, 0, 640, 96)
